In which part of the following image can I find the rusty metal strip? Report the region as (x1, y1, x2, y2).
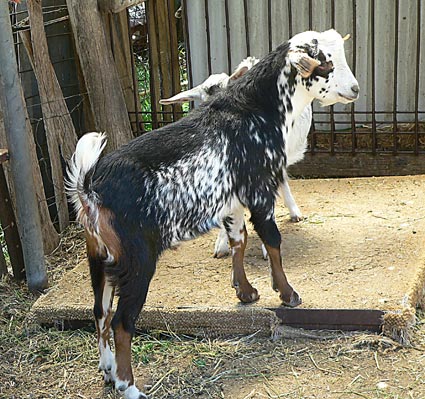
(271, 308, 384, 332)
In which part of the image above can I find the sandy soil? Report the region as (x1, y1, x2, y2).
(39, 175, 425, 315)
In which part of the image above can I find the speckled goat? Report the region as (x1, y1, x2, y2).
(160, 56, 311, 259)
(66, 29, 359, 399)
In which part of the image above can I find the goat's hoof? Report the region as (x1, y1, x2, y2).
(123, 385, 148, 399)
(280, 290, 302, 307)
(290, 215, 303, 223)
(103, 371, 114, 384)
(236, 287, 260, 303)
(213, 249, 230, 258)
(99, 362, 114, 384)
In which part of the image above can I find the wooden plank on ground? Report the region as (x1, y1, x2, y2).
(67, 0, 134, 151)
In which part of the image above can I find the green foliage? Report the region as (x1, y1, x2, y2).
(0, 229, 9, 265)
(134, 43, 189, 133)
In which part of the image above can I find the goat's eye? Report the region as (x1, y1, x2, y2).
(315, 60, 334, 78)
(317, 51, 327, 63)
(206, 85, 220, 96)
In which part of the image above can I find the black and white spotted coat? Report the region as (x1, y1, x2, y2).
(67, 29, 359, 399)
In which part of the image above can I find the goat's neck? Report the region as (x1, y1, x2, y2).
(277, 69, 313, 134)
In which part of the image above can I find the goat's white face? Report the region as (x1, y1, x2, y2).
(159, 73, 229, 105)
(288, 29, 359, 106)
(159, 57, 259, 105)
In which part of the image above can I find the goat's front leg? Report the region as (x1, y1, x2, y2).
(224, 209, 259, 303)
(88, 251, 116, 384)
(250, 207, 301, 307)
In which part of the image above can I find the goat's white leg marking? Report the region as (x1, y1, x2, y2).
(98, 281, 115, 383)
(226, 207, 259, 303)
(123, 385, 147, 399)
(214, 226, 230, 258)
(261, 243, 268, 260)
(282, 179, 302, 222)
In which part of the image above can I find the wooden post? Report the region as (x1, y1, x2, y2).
(0, 1, 47, 292)
(108, 11, 143, 133)
(0, 69, 60, 256)
(148, 0, 182, 125)
(21, 0, 80, 232)
(0, 150, 25, 280)
(66, 0, 134, 151)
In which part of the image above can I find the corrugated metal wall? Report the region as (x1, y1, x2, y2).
(185, 0, 425, 139)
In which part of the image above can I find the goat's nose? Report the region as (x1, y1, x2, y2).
(351, 84, 360, 95)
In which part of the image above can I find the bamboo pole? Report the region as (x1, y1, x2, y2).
(0, 1, 47, 292)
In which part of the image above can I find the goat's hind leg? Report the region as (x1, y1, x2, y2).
(250, 207, 301, 307)
(111, 246, 156, 399)
(88, 243, 115, 384)
(224, 209, 259, 303)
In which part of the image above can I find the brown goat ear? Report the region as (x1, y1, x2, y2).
(230, 66, 249, 80)
(288, 51, 321, 78)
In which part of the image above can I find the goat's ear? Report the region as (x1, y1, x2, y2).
(159, 88, 202, 105)
(230, 65, 249, 80)
(288, 51, 321, 78)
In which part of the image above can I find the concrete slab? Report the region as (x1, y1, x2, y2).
(32, 176, 425, 341)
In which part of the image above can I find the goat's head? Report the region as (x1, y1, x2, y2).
(159, 57, 259, 105)
(288, 29, 359, 106)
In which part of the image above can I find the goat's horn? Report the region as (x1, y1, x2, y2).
(342, 34, 351, 41)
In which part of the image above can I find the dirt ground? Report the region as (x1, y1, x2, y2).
(2, 175, 425, 398)
(1, 276, 425, 399)
(34, 175, 425, 321)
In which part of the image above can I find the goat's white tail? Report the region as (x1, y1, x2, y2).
(66, 132, 107, 217)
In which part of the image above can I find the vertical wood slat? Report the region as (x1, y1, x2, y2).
(108, 10, 143, 132)
(20, 29, 69, 233)
(0, 55, 60, 255)
(0, 158, 25, 280)
(147, 0, 182, 125)
(0, 0, 47, 291)
(23, 0, 82, 231)
(66, 0, 134, 151)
